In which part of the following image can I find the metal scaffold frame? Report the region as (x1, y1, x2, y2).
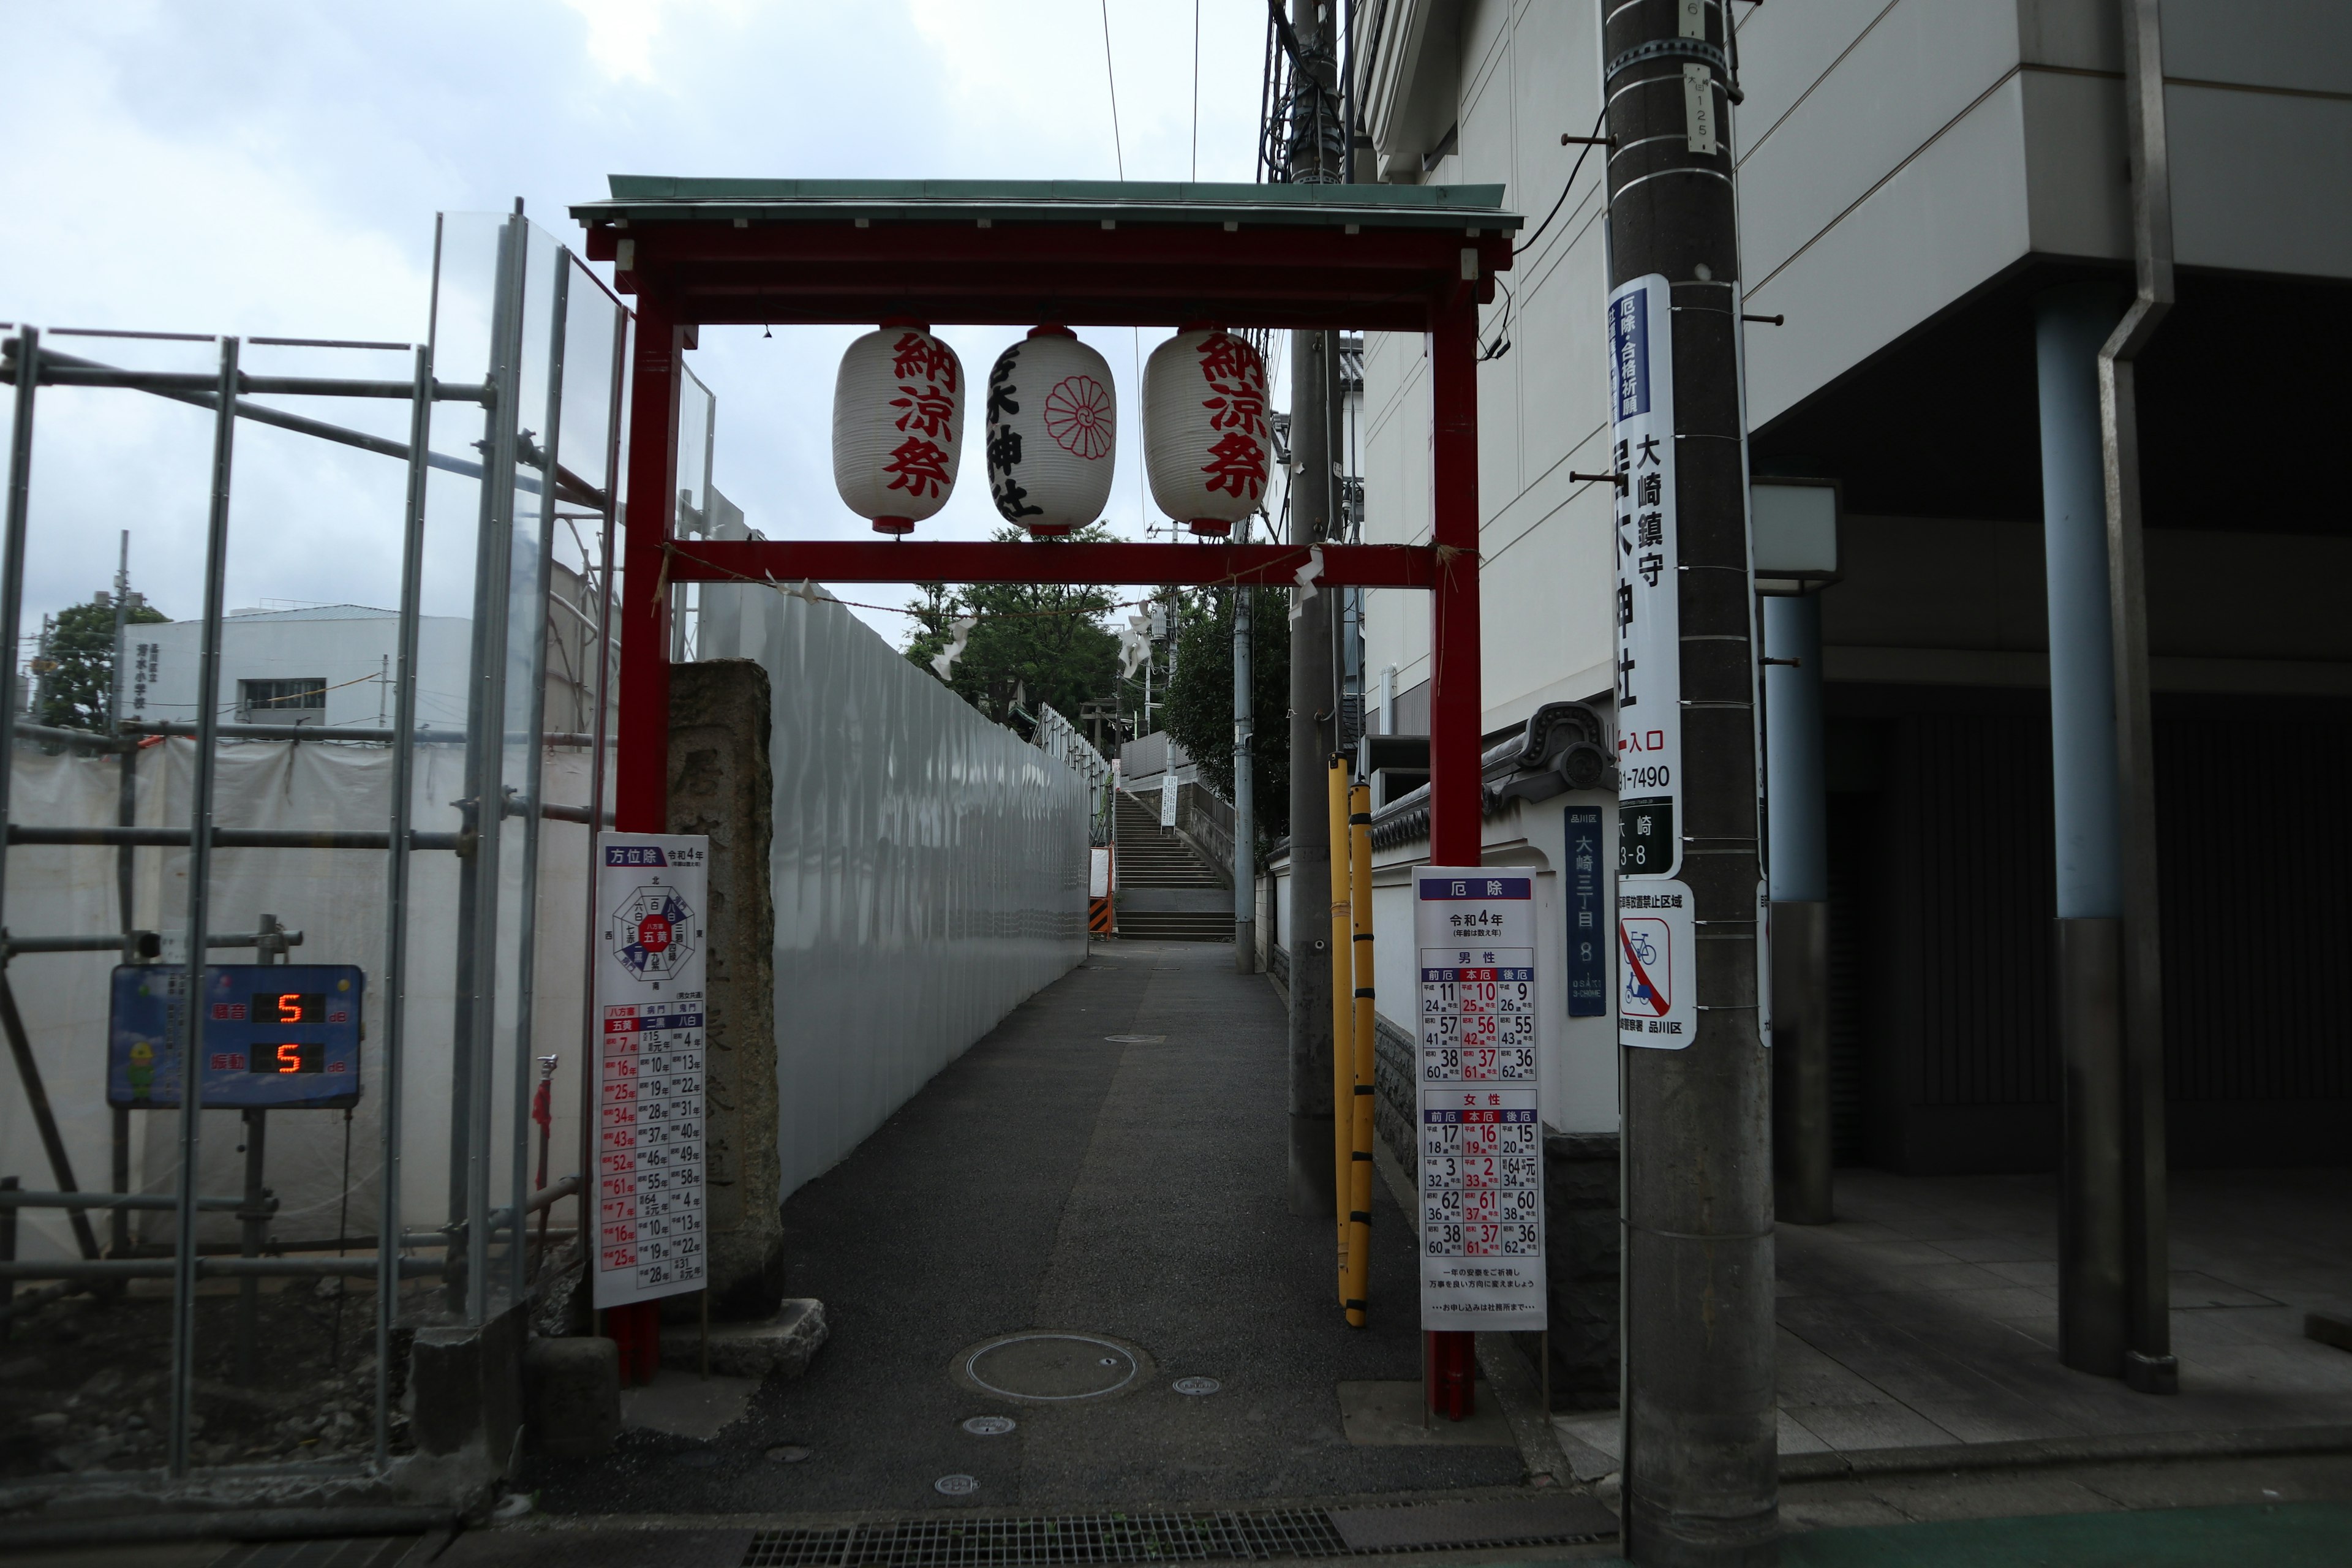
(0, 209, 631, 1484)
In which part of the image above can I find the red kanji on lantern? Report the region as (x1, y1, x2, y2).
(1200, 430, 1267, 500)
(1202, 381, 1267, 438)
(891, 332, 959, 393)
(1196, 334, 1261, 388)
(884, 435, 954, 499)
(890, 383, 956, 437)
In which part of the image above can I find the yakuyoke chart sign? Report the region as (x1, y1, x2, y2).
(1415, 870, 1547, 1332)
(594, 832, 710, 1309)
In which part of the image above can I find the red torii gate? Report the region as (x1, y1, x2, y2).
(571, 178, 1515, 863)
(573, 179, 1517, 1404)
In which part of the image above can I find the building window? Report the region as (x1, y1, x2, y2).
(238, 677, 327, 725)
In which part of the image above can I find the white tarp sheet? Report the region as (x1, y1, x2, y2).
(0, 739, 592, 1260)
(698, 584, 1089, 1202)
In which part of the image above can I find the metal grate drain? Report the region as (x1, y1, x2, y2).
(741, 1505, 1610, 1567)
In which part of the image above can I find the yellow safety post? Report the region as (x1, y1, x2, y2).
(1328, 755, 1354, 1303)
(1345, 781, 1377, 1327)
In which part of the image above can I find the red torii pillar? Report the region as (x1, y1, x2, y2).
(1424, 283, 1484, 1419)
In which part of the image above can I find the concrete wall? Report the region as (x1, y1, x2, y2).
(695, 582, 1091, 1203)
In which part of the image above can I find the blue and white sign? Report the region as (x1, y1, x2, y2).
(1610, 273, 1681, 881)
(1414, 868, 1546, 1332)
(107, 963, 366, 1110)
(1564, 809, 1608, 1017)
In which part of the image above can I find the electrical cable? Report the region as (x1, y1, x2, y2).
(1514, 107, 1608, 257)
(1099, 0, 1126, 180)
(1193, 0, 1202, 181)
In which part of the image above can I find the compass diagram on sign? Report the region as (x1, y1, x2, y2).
(609, 883, 698, 982)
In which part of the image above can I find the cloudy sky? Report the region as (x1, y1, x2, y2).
(0, 1, 1278, 646)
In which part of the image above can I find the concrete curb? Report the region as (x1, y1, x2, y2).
(1778, 1422, 2352, 1482)
(0, 1504, 459, 1550)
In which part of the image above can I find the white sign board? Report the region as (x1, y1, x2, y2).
(1160, 770, 1178, 828)
(592, 832, 710, 1309)
(1618, 879, 1695, 1050)
(1415, 869, 1547, 1332)
(1610, 273, 1682, 881)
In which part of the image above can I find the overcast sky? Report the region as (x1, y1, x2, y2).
(0, 1, 1277, 646)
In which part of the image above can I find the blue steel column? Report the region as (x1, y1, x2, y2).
(2035, 282, 2130, 1379)
(1763, 594, 1830, 1223)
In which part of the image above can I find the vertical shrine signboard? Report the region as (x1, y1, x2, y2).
(1415, 869, 1547, 1331)
(1610, 273, 1681, 881)
(593, 832, 710, 1309)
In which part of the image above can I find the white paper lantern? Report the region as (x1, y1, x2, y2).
(832, 323, 965, 535)
(1143, 326, 1272, 538)
(984, 326, 1117, 538)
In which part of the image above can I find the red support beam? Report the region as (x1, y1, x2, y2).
(1426, 284, 1484, 1424)
(658, 538, 1439, 589)
(1427, 290, 1483, 868)
(616, 293, 682, 833)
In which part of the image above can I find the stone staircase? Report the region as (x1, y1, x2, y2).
(1112, 788, 1234, 943)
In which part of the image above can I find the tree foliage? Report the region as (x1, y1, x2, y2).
(36, 594, 168, 731)
(901, 524, 1121, 724)
(1160, 585, 1291, 846)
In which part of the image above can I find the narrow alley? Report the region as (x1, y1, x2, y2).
(525, 941, 1536, 1517)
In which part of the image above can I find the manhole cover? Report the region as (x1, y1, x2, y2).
(935, 1474, 979, 1496)
(1103, 1034, 1165, 1044)
(962, 1415, 1017, 1436)
(1172, 1376, 1221, 1396)
(952, 1332, 1155, 1403)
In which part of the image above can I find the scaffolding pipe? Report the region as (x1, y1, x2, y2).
(0, 338, 608, 511)
(0, 1190, 241, 1212)
(1327, 755, 1352, 1306)
(167, 334, 239, 1477)
(1344, 779, 1376, 1328)
(8, 824, 464, 851)
(121, 720, 597, 746)
(1, 1256, 444, 1282)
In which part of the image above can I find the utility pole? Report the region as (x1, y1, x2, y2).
(1602, 1, 1777, 1562)
(1284, 0, 1344, 1216)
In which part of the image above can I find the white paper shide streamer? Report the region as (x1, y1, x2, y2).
(834, 323, 965, 535)
(1142, 327, 1272, 537)
(931, 615, 979, 680)
(986, 327, 1117, 538)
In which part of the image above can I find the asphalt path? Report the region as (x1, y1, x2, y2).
(528, 940, 1524, 1515)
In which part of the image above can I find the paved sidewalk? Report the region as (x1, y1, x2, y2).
(1558, 1164, 2352, 1472)
(526, 941, 1525, 1517)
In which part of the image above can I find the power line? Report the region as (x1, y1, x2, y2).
(1099, 0, 1126, 179)
(1192, 0, 1202, 181)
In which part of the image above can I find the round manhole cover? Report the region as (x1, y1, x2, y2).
(1172, 1376, 1221, 1396)
(935, 1474, 979, 1496)
(952, 1332, 1155, 1403)
(961, 1415, 1017, 1436)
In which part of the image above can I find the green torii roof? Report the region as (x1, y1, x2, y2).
(573, 177, 1521, 233)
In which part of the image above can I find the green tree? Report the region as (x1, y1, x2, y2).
(902, 524, 1121, 724)
(1161, 584, 1291, 846)
(36, 593, 167, 731)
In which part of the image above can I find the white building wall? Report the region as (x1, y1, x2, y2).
(129, 608, 472, 733)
